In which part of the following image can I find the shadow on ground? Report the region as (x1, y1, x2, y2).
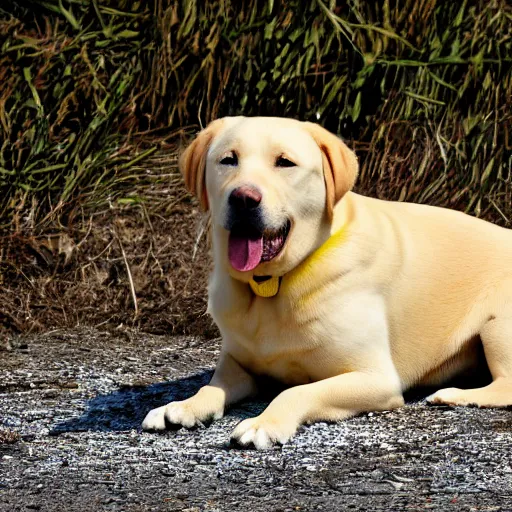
(50, 363, 493, 436)
(50, 370, 276, 435)
(51, 371, 214, 433)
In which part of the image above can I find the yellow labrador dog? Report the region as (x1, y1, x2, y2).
(142, 116, 512, 449)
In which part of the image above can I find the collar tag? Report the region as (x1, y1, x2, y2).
(249, 276, 281, 298)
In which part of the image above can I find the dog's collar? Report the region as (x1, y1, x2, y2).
(248, 225, 348, 298)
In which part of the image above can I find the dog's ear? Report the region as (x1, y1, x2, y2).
(179, 118, 226, 211)
(304, 122, 359, 219)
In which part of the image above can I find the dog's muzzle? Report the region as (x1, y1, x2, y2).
(225, 185, 290, 272)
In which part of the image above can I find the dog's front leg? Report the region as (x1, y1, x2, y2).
(142, 351, 257, 431)
(231, 371, 404, 449)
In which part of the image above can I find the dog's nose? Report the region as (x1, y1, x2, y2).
(229, 186, 262, 210)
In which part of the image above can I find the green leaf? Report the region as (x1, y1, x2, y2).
(351, 91, 362, 122)
(264, 18, 277, 40)
(481, 158, 495, 185)
(256, 80, 267, 94)
(404, 90, 446, 105)
(58, 0, 80, 30)
(116, 30, 139, 39)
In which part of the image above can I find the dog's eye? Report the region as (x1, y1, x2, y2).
(276, 156, 296, 168)
(220, 152, 238, 166)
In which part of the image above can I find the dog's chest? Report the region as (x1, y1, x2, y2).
(229, 328, 318, 385)
(211, 290, 339, 384)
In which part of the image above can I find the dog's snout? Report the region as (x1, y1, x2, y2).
(229, 185, 262, 210)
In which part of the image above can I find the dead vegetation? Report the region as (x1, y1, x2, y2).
(0, 429, 21, 444)
(1, 178, 216, 336)
(1, 0, 511, 336)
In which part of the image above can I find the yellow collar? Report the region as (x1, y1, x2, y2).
(248, 225, 348, 298)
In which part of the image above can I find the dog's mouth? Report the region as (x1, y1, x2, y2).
(228, 220, 291, 272)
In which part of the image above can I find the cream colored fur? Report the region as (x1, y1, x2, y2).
(142, 117, 512, 449)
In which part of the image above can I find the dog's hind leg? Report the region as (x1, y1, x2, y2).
(428, 315, 512, 408)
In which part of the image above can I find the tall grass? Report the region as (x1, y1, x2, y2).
(1, 0, 511, 232)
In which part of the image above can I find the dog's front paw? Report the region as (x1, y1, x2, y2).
(142, 399, 223, 431)
(230, 415, 299, 450)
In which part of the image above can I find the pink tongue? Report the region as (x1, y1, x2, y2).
(228, 233, 263, 272)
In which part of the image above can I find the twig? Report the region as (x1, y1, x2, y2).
(113, 227, 138, 319)
(75, 215, 94, 249)
(87, 239, 114, 263)
(489, 198, 510, 225)
(192, 215, 210, 261)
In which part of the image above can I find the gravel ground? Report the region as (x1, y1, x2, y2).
(1, 328, 511, 511)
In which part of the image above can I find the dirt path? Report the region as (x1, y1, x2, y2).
(1, 328, 511, 511)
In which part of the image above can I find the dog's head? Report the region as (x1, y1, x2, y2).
(180, 117, 358, 279)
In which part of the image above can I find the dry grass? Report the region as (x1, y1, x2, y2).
(0, 0, 511, 335)
(0, 429, 21, 444)
(1, 147, 216, 336)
